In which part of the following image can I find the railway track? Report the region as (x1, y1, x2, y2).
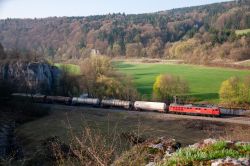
(48, 104, 250, 126)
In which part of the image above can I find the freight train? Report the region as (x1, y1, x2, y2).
(11, 93, 221, 117)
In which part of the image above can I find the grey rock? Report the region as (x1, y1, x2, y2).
(149, 143, 164, 151)
(189, 143, 200, 149)
(145, 162, 156, 166)
(211, 157, 250, 166)
(203, 138, 217, 145)
(0, 62, 60, 93)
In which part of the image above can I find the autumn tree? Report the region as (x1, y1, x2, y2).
(153, 74, 189, 103)
(146, 38, 163, 58)
(95, 75, 123, 98)
(79, 55, 111, 96)
(243, 75, 250, 102)
(112, 43, 122, 56)
(220, 77, 240, 106)
(219, 76, 249, 106)
(56, 66, 81, 96)
(126, 43, 144, 57)
(80, 55, 138, 100)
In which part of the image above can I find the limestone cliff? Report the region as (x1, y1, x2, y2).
(0, 61, 60, 93)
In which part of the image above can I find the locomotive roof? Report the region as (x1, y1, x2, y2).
(170, 103, 219, 109)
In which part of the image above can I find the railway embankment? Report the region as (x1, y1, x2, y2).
(47, 104, 250, 126)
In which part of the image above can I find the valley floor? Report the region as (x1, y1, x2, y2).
(16, 104, 250, 159)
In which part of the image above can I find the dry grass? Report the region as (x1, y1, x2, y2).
(66, 122, 121, 166)
(13, 105, 250, 165)
(222, 126, 250, 142)
(44, 127, 120, 166)
(30, 116, 144, 166)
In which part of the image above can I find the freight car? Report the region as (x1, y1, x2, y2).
(12, 93, 46, 103)
(33, 94, 46, 103)
(101, 99, 132, 109)
(72, 97, 100, 106)
(45, 96, 72, 105)
(169, 104, 221, 117)
(134, 101, 166, 112)
(12, 93, 32, 99)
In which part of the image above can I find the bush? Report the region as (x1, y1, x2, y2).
(55, 66, 81, 96)
(153, 74, 189, 103)
(219, 76, 250, 107)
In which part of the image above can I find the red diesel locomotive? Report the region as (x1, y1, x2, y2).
(169, 104, 221, 116)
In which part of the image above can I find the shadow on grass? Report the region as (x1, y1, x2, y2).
(134, 90, 219, 102)
(134, 73, 157, 77)
(186, 93, 219, 101)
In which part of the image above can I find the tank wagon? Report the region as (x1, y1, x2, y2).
(134, 101, 166, 112)
(45, 96, 72, 105)
(72, 97, 100, 106)
(169, 104, 221, 117)
(12, 93, 32, 99)
(33, 94, 46, 103)
(101, 99, 132, 109)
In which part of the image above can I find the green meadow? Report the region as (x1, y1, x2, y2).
(54, 63, 81, 75)
(235, 28, 250, 36)
(114, 61, 250, 102)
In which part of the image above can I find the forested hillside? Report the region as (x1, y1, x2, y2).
(0, 0, 250, 63)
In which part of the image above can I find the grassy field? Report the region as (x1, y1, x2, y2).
(235, 28, 250, 36)
(114, 61, 250, 102)
(54, 63, 81, 75)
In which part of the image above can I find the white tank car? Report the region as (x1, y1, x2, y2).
(134, 101, 166, 112)
(12, 93, 32, 98)
(33, 94, 46, 102)
(101, 99, 132, 109)
(72, 97, 100, 106)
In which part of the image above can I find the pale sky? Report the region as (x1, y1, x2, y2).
(0, 0, 232, 19)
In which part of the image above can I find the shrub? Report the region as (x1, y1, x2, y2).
(219, 76, 250, 107)
(153, 74, 189, 103)
(55, 66, 81, 96)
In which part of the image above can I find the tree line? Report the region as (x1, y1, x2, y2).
(0, 1, 249, 63)
(152, 73, 250, 108)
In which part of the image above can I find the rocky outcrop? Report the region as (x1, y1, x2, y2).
(211, 157, 250, 166)
(114, 137, 181, 166)
(0, 43, 5, 59)
(0, 61, 60, 93)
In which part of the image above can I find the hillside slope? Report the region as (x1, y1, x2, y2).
(0, 1, 250, 62)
